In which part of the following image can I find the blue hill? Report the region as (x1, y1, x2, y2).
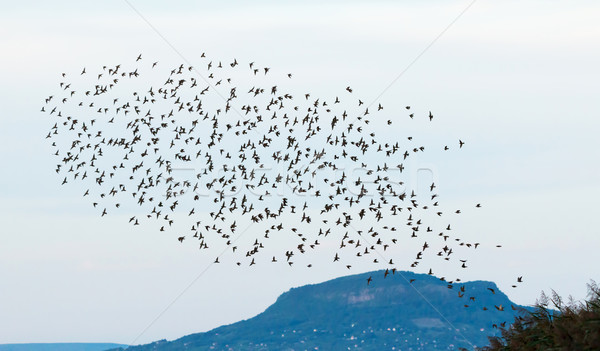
(112, 270, 531, 350)
(0, 344, 127, 351)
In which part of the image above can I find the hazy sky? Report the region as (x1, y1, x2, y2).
(1, 0, 600, 345)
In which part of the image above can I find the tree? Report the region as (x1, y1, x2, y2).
(480, 280, 600, 351)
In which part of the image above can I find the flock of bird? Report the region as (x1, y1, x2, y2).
(42, 53, 522, 314)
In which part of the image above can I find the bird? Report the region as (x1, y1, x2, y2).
(41, 51, 499, 301)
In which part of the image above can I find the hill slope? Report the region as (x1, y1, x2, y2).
(114, 270, 529, 351)
(0, 344, 127, 351)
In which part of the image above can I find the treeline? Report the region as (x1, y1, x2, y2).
(479, 281, 600, 350)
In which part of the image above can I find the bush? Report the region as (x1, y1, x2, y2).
(480, 280, 600, 351)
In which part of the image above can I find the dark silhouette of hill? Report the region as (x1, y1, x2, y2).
(112, 271, 531, 351)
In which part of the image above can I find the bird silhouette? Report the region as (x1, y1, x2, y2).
(42, 52, 510, 314)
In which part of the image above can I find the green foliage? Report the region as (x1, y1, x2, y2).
(480, 281, 600, 351)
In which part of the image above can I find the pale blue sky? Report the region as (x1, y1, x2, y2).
(1, 0, 599, 345)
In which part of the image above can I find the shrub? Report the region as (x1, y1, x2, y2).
(480, 280, 600, 351)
